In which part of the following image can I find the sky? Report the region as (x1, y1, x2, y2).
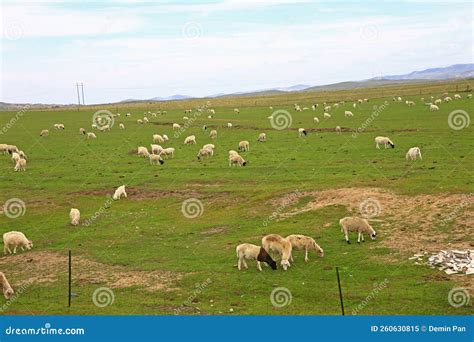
(0, 0, 473, 104)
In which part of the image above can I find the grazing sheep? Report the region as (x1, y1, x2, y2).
(332, 103, 339, 109)
(324, 105, 331, 112)
(184, 135, 197, 145)
(14, 158, 26, 171)
(229, 154, 247, 167)
(227, 122, 233, 128)
(54, 123, 65, 130)
(163, 134, 169, 141)
(430, 104, 439, 111)
(344, 111, 354, 117)
(209, 109, 216, 115)
(0, 272, 14, 299)
(324, 112, 331, 119)
(261, 234, 292, 270)
(444, 97, 452, 102)
(234, 108, 240, 114)
(228, 150, 239, 157)
(257, 133, 266, 142)
(183, 116, 189, 120)
(313, 117, 319, 123)
(353, 103, 357, 108)
(119, 123, 125, 129)
(397, 97, 402, 102)
(236, 243, 277, 271)
(406, 100, 416, 106)
(3, 231, 33, 254)
(434, 99, 442, 105)
(286, 234, 324, 262)
(298, 128, 307, 137)
(11, 152, 20, 164)
(126, 113, 131, 117)
(40, 129, 49, 136)
(143, 117, 149, 123)
(79, 128, 86, 135)
(467, 94, 472, 99)
(113, 185, 127, 200)
(339, 216, 376, 244)
(357, 99, 363, 104)
(197, 148, 213, 160)
(137, 146, 150, 158)
(173, 123, 181, 130)
(159, 147, 175, 159)
(149, 154, 165, 165)
(87, 132, 97, 139)
(375, 136, 395, 149)
(153, 134, 165, 144)
(406, 147, 422, 161)
(137, 119, 143, 124)
(209, 130, 217, 139)
(207, 115, 213, 119)
(335, 126, 342, 134)
(150, 144, 163, 155)
(454, 94, 461, 100)
(7, 145, 19, 154)
(18, 150, 27, 160)
(238, 140, 250, 152)
(69, 208, 80, 226)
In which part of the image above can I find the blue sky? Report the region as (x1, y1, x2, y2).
(1, 0, 472, 104)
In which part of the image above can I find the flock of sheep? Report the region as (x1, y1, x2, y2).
(0, 91, 470, 298)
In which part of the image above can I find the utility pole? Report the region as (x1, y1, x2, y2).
(76, 83, 81, 110)
(80, 83, 85, 105)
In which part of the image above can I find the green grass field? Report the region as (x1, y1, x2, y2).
(0, 83, 472, 315)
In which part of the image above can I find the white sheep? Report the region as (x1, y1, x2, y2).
(209, 130, 217, 139)
(119, 123, 125, 129)
(444, 97, 452, 102)
(40, 129, 49, 136)
(184, 135, 197, 145)
(183, 116, 189, 120)
(324, 105, 331, 112)
(54, 123, 65, 130)
(313, 117, 319, 123)
(113, 185, 127, 200)
(163, 134, 169, 141)
(298, 128, 307, 137)
(0, 272, 14, 299)
(137, 119, 143, 124)
(11, 152, 20, 164)
(467, 94, 472, 99)
(197, 148, 213, 160)
(3, 231, 33, 254)
(227, 122, 233, 128)
(69, 208, 80, 226)
(18, 150, 27, 160)
(149, 153, 165, 165)
(14, 158, 26, 171)
(335, 126, 342, 134)
(228, 150, 239, 157)
(153, 134, 165, 144)
(150, 144, 163, 155)
(203, 144, 215, 151)
(454, 94, 461, 100)
(358, 99, 363, 104)
(430, 104, 439, 111)
(173, 123, 181, 130)
(159, 147, 175, 159)
(344, 111, 353, 117)
(286, 234, 324, 262)
(406, 100, 416, 106)
(143, 117, 149, 123)
(238, 140, 250, 152)
(339, 216, 377, 244)
(262, 234, 292, 270)
(257, 133, 266, 142)
(234, 108, 240, 114)
(229, 154, 246, 167)
(434, 99, 442, 105)
(137, 146, 150, 158)
(374, 136, 395, 149)
(236, 243, 277, 271)
(406, 147, 422, 161)
(324, 112, 331, 119)
(87, 132, 97, 139)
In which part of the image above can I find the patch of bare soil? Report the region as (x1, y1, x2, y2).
(200, 226, 228, 235)
(270, 188, 473, 253)
(69, 188, 200, 200)
(0, 251, 183, 291)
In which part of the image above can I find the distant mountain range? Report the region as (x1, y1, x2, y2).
(1, 64, 472, 108)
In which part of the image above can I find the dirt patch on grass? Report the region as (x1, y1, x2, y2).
(69, 188, 200, 200)
(271, 188, 473, 253)
(200, 226, 228, 235)
(0, 251, 183, 291)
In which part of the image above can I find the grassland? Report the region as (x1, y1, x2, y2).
(0, 81, 472, 315)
